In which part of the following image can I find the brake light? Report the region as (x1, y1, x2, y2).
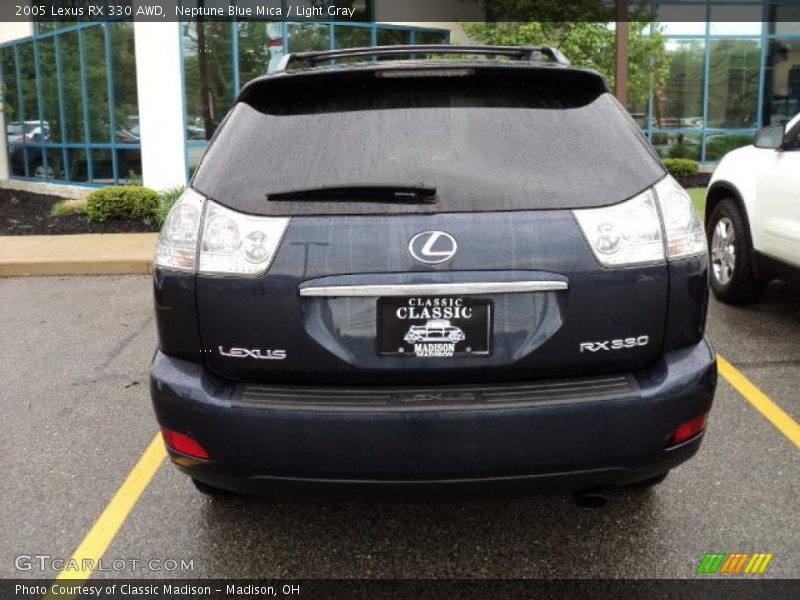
(153, 188, 290, 276)
(153, 188, 204, 272)
(654, 176, 707, 259)
(572, 187, 664, 267)
(160, 427, 209, 459)
(198, 199, 289, 276)
(670, 413, 708, 445)
(573, 175, 707, 268)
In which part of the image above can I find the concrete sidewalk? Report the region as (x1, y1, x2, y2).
(0, 233, 158, 276)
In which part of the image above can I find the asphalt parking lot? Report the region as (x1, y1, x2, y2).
(1, 275, 798, 580)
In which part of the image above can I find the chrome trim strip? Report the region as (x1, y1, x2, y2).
(299, 281, 568, 297)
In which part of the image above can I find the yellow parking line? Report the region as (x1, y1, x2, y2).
(52, 432, 166, 584)
(718, 354, 800, 449)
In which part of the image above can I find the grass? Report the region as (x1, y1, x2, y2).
(50, 198, 87, 216)
(687, 187, 706, 218)
(154, 186, 185, 225)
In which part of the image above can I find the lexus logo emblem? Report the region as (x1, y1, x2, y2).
(408, 231, 458, 264)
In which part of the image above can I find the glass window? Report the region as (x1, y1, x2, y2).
(704, 133, 754, 161)
(332, 25, 372, 65)
(38, 38, 62, 144)
(653, 39, 705, 129)
(334, 25, 371, 50)
(238, 22, 271, 86)
(650, 131, 702, 161)
(2, 23, 140, 184)
(763, 39, 800, 125)
(414, 30, 448, 45)
(1, 47, 20, 125)
(111, 23, 140, 146)
(287, 23, 330, 52)
(91, 148, 114, 184)
(116, 148, 142, 184)
(377, 28, 411, 46)
(17, 44, 39, 125)
(44, 148, 64, 181)
(2, 46, 25, 177)
(182, 22, 235, 141)
(67, 148, 90, 183)
(83, 26, 111, 144)
(59, 31, 85, 144)
(707, 40, 760, 129)
(195, 73, 665, 214)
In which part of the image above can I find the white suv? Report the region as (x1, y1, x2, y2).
(705, 113, 800, 304)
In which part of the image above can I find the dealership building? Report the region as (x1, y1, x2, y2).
(0, 1, 799, 194)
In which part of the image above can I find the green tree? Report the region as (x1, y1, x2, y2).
(464, 20, 669, 114)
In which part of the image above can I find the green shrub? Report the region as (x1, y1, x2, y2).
(704, 135, 753, 162)
(155, 186, 185, 225)
(662, 158, 699, 179)
(667, 143, 698, 160)
(85, 185, 158, 222)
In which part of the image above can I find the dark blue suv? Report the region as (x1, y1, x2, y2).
(150, 46, 716, 498)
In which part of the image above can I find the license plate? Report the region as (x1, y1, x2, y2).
(377, 297, 492, 357)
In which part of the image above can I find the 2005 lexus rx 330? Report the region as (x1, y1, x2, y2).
(150, 46, 717, 498)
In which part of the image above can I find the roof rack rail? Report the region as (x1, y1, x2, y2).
(274, 45, 570, 73)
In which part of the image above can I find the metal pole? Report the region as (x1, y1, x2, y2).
(615, 0, 629, 106)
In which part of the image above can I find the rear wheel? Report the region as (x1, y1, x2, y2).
(192, 478, 235, 498)
(706, 199, 766, 304)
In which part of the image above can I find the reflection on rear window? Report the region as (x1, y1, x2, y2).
(194, 71, 664, 216)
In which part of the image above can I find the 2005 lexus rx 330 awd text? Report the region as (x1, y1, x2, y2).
(150, 46, 717, 498)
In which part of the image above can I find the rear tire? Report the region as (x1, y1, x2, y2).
(706, 199, 766, 305)
(192, 478, 235, 498)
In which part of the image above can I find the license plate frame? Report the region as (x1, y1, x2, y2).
(376, 296, 492, 358)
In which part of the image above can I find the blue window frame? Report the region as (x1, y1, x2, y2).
(643, 1, 800, 163)
(0, 21, 141, 186)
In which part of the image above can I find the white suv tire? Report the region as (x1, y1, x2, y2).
(706, 198, 766, 304)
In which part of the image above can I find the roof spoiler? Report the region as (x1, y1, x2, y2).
(273, 45, 570, 73)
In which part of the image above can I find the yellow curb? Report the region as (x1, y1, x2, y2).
(0, 233, 158, 276)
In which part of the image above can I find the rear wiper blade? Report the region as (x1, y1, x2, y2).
(266, 184, 438, 204)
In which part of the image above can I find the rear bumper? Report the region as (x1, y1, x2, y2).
(150, 339, 717, 494)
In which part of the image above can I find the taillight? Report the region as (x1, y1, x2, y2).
(573, 175, 707, 268)
(153, 188, 203, 272)
(670, 413, 708, 445)
(160, 427, 209, 459)
(198, 199, 289, 276)
(153, 188, 290, 276)
(654, 176, 707, 259)
(572, 187, 664, 267)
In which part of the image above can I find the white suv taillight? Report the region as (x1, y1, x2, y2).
(654, 176, 707, 259)
(154, 189, 290, 276)
(154, 188, 204, 272)
(573, 176, 707, 268)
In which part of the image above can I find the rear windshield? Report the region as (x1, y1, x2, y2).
(193, 70, 664, 216)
